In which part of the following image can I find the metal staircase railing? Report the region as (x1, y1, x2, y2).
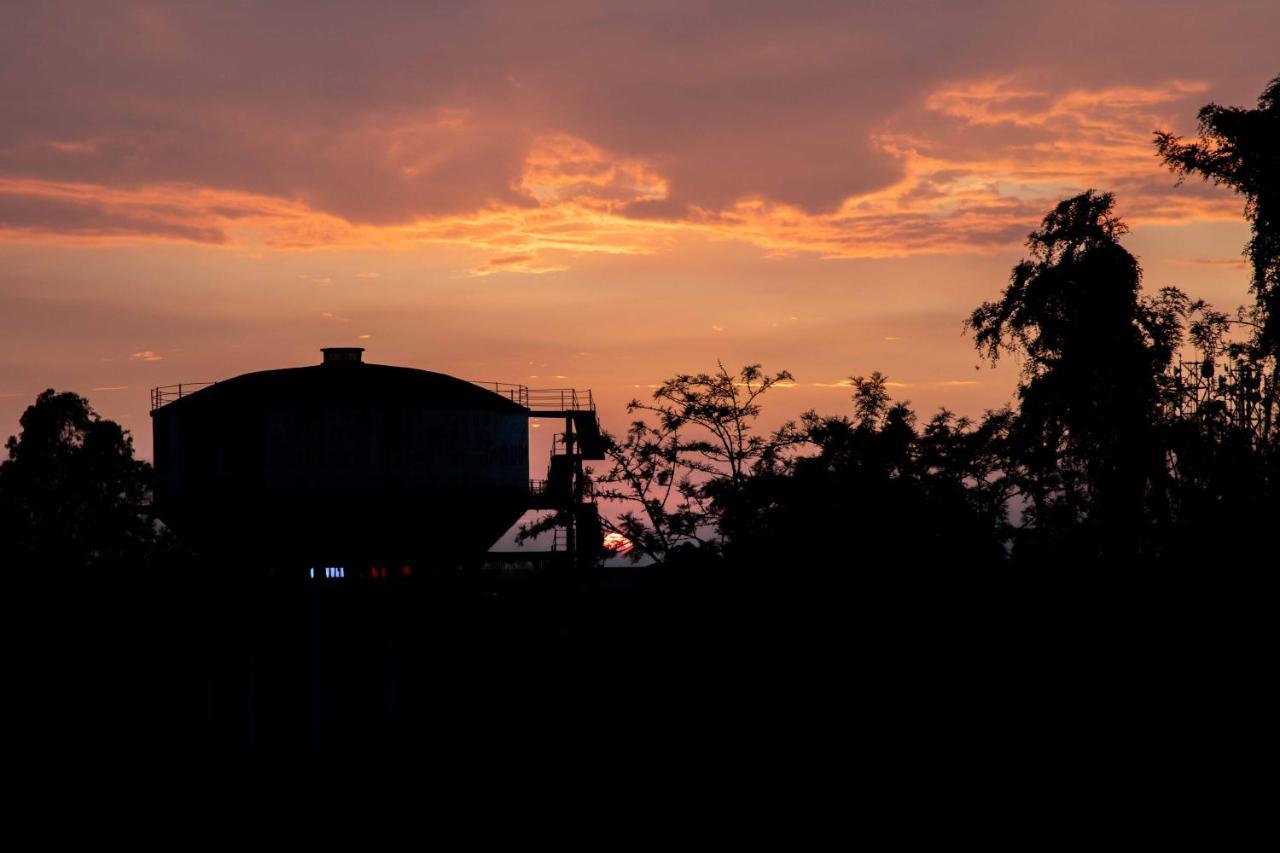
(468, 381, 595, 412)
(527, 388, 594, 412)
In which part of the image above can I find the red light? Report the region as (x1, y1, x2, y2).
(401, 565, 412, 577)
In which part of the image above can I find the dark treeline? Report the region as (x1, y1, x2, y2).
(587, 192, 1275, 694)
(2, 75, 1276, 800)
(599, 78, 1279, 582)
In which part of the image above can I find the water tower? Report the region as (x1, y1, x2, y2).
(150, 347, 604, 571)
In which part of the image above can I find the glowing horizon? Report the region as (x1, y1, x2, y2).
(2, 2, 1275, 462)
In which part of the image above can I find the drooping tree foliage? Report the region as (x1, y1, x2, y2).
(965, 191, 1186, 563)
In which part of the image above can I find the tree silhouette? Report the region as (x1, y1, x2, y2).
(1150, 76, 1280, 565)
(590, 417, 715, 564)
(630, 362, 802, 484)
(590, 362, 801, 564)
(1156, 74, 1280, 372)
(966, 191, 1185, 562)
(0, 389, 156, 569)
(718, 372, 1013, 579)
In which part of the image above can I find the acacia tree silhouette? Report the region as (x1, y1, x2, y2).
(590, 362, 801, 564)
(0, 389, 156, 569)
(966, 191, 1185, 562)
(589, 417, 713, 563)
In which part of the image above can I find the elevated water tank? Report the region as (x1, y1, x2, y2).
(151, 348, 529, 566)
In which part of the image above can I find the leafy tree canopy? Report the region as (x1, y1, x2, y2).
(0, 389, 155, 569)
(1156, 74, 1280, 359)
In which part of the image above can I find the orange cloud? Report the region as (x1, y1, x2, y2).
(0, 177, 336, 245)
(518, 134, 668, 209)
(0, 80, 1244, 271)
(689, 79, 1241, 257)
(924, 78, 1208, 129)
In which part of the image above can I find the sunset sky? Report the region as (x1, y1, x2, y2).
(2, 1, 1277, 463)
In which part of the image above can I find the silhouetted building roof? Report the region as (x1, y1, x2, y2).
(159, 357, 526, 415)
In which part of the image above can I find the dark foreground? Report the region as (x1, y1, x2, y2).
(9, 557, 1267, 812)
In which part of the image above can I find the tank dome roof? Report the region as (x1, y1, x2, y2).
(159, 359, 524, 413)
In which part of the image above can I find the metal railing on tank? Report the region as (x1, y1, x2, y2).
(527, 388, 595, 412)
(468, 382, 595, 412)
(150, 382, 216, 412)
(468, 381, 529, 407)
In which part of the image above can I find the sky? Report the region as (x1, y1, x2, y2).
(1, 1, 1277, 467)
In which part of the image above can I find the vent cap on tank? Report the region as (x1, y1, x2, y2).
(321, 347, 365, 366)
